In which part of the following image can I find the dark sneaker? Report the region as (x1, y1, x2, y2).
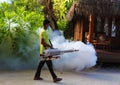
(34, 77, 43, 80)
(53, 78, 62, 82)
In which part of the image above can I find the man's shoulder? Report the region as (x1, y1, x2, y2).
(40, 28, 45, 34)
(40, 28, 44, 31)
(40, 28, 48, 37)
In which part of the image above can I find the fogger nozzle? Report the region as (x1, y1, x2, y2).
(44, 48, 79, 57)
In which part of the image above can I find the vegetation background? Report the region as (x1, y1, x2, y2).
(0, 0, 76, 70)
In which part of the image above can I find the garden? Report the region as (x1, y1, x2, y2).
(0, 0, 74, 70)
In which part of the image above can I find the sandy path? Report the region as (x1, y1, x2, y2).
(0, 68, 120, 85)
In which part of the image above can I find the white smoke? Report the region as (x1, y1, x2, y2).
(0, 25, 97, 72)
(50, 30, 97, 72)
(0, 27, 40, 70)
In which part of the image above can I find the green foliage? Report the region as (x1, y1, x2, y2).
(57, 19, 68, 30)
(52, 0, 74, 31)
(0, 0, 75, 61)
(52, 0, 67, 20)
(0, 1, 44, 62)
(0, 0, 76, 69)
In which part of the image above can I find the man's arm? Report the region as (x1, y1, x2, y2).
(41, 38, 53, 49)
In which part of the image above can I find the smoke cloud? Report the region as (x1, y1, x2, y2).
(50, 30, 97, 72)
(0, 29, 40, 70)
(0, 27, 97, 72)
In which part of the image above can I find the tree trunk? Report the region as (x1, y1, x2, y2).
(42, 0, 58, 30)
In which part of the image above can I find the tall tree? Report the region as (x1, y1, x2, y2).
(41, 0, 57, 30)
(41, 0, 74, 30)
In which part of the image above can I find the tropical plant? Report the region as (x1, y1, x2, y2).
(0, 1, 44, 62)
(52, 0, 74, 31)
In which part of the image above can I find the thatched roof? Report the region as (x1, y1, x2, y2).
(74, 0, 120, 17)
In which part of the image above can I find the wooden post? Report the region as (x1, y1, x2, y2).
(81, 19, 85, 42)
(81, 16, 86, 42)
(74, 20, 81, 41)
(74, 16, 85, 41)
(74, 20, 81, 40)
(88, 14, 94, 43)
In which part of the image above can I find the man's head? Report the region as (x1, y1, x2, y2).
(43, 19, 50, 30)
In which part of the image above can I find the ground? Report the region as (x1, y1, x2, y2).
(0, 66, 120, 85)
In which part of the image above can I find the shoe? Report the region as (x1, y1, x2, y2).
(53, 78, 62, 82)
(34, 77, 43, 80)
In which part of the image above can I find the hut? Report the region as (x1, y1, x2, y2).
(67, 0, 120, 50)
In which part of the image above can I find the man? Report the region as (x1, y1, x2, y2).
(34, 19, 62, 82)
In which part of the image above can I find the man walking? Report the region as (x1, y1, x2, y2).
(34, 19, 62, 82)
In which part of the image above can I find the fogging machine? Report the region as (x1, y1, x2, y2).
(40, 48, 79, 60)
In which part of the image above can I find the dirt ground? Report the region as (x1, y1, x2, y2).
(0, 66, 120, 85)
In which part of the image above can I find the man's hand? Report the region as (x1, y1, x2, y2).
(50, 46, 54, 49)
(40, 54, 44, 56)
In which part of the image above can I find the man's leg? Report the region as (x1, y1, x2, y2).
(34, 60, 45, 80)
(46, 60, 57, 79)
(46, 60, 62, 82)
